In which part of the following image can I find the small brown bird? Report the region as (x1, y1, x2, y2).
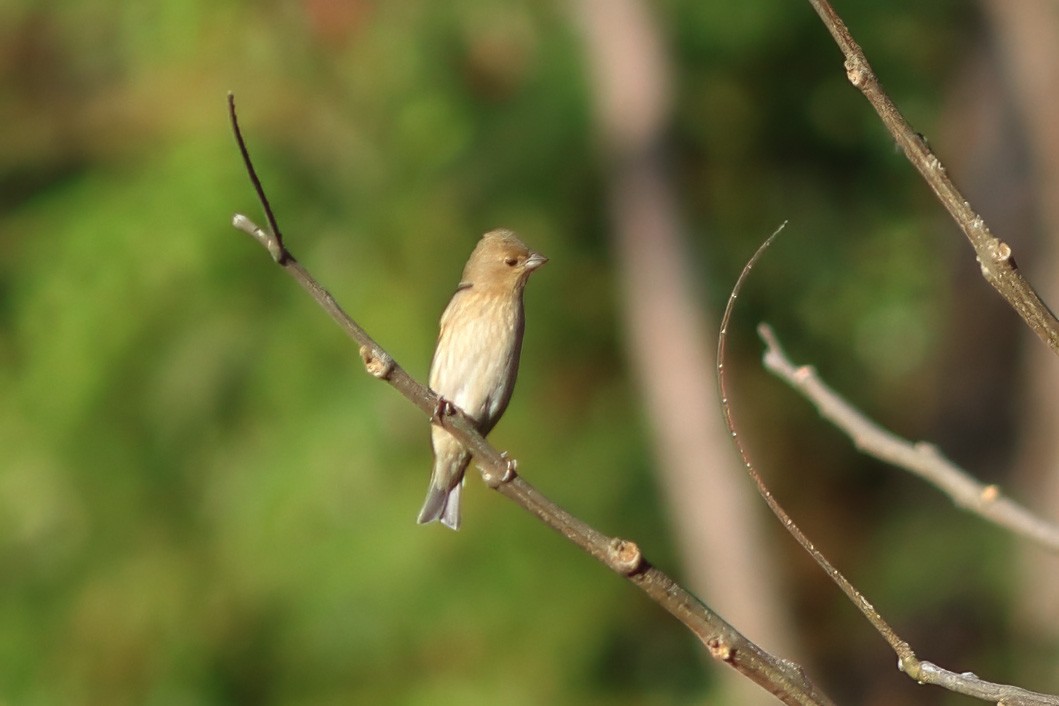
(417, 229, 547, 529)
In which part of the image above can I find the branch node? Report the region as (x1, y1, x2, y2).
(912, 440, 937, 455)
(927, 154, 945, 175)
(359, 344, 394, 380)
(706, 636, 736, 663)
(607, 537, 644, 575)
(232, 213, 289, 263)
(993, 239, 1013, 264)
(898, 656, 922, 682)
(482, 453, 518, 488)
(979, 484, 999, 504)
(844, 56, 872, 87)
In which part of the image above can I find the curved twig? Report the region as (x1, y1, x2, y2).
(716, 225, 917, 665)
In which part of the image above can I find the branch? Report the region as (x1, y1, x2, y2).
(226, 93, 834, 706)
(805, 0, 1059, 356)
(718, 232, 1059, 705)
(759, 323, 1059, 553)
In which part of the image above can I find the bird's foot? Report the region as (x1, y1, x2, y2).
(431, 396, 456, 425)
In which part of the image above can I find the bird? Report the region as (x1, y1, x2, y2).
(417, 229, 547, 530)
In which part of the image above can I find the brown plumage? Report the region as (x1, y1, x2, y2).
(417, 229, 547, 529)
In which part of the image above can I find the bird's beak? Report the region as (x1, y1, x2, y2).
(525, 252, 548, 271)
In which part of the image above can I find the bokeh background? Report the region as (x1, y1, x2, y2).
(3, 1, 1059, 704)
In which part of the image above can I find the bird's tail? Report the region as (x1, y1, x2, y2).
(416, 481, 462, 530)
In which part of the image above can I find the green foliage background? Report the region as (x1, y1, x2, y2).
(2, 1, 1038, 704)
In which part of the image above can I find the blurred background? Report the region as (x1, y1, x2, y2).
(3, 0, 1059, 704)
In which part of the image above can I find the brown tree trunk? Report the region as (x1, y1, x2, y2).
(574, 1, 801, 702)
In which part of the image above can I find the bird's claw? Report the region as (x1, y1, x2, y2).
(431, 396, 456, 425)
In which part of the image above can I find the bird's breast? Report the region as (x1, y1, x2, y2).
(428, 292, 525, 429)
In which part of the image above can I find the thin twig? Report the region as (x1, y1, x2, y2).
(804, 0, 1059, 356)
(228, 93, 288, 264)
(226, 94, 834, 706)
(717, 224, 918, 666)
(759, 323, 1059, 553)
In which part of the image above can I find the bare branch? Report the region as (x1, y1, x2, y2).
(226, 94, 834, 706)
(913, 661, 1059, 706)
(759, 323, 1059, 553)
(804, 0, 1059, 355)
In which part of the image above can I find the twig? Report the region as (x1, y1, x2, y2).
(759, 323, 1059, 553)
(718, 231, 1059, 705)
(226, 93, 834, 706)
(804, 0, 1059, 356)
(717, 225, 917, 668)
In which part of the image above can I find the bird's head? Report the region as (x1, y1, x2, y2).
(461, 229, 547, 291)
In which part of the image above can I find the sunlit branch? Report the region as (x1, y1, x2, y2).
(759, 323, 1059, 553)
(805, 0, 1059, 356)
(227, 92, 833, 706)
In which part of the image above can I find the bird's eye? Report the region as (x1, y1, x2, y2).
(504, 256, 519, 267)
